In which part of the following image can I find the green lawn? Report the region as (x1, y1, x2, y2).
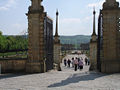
(0, 51, 27, 59)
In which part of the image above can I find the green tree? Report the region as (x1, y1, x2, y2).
(0, 31, 2, 36)
(0, 35, 7, 52)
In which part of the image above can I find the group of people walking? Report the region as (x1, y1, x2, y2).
(64, 57, 89, 71)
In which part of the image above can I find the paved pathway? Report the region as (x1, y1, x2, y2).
(0, 54, 120, 90)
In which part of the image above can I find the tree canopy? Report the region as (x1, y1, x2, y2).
(0, 34, 28, 52)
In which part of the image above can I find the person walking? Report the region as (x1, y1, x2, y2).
(85, 58, 88, 65)
(78, 59, 84, 70)
(71, 57, 74, 68)
(78, 58, 80, 69)
(67, 59, 71, 67)
(81, 57, 83, 61)
(64, 59, 67, 66)
(88, 58, 90, 65)
(74, 57, 78, 71)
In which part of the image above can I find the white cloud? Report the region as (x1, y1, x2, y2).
(59, 17, 93, 35)
(117, 0, 120, 2)
(83, 16, 92, 22)
(88, 0, 120, 9)
(87, 0, 104, 9)
(60, 16, 92, 25)
(12, 23, 22, 28)
(0, 0, 16, 11)
(60, 18, 81, 24)
(11, 23, 27, 35)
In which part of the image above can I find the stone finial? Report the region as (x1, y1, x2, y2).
(29, 0, 44, 12)
(93, 7, 96, 15)
(55, 10, 59, 37)
(40, 0, 43, 5)
(106, 0, 116, 3)
(92, 8, 96, 36)
(31, 0, 43, 6)
(103, 0, 119, 9)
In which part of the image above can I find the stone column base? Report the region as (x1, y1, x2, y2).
(26, 62, 46, 73)
(58, 63, 62, 71)
(89, 63, 97, 71)
(53, 63, 61, 71)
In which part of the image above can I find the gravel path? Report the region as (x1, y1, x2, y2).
(0, 54, 120, 90)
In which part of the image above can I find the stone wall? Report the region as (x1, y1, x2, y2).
(0, 59, 27, 73)
(90, 41, 97, 70)
(26, 0, 46, 73)
(101, 0, 120, 73)
(54, 43, 61, 71)
(101, 60, 120, 73)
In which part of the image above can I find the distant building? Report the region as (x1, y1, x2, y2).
(61, 44, 75, 51)
(80, 43, 90, 50)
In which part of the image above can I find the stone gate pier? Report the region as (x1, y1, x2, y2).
(26, 0, 47, 73)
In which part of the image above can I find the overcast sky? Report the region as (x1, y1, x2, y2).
(0, 0, 120, 35)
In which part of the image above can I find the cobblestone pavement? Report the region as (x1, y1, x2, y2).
(0, 54, 120, 90)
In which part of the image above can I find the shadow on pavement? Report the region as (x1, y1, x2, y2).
(48, 72, 107, 88)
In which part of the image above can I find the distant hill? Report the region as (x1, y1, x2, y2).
(60, 35, 91, 45)
(4, 35, 91, 45)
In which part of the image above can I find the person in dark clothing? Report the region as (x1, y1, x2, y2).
(67, 59, 71, 67)
(78, 58, 80, 62)
(78, 60, 84, 70)
(85, 58, 88, 65)
(78, 58, 80, 69)
(71, 57, 74, 68)
(64, 59, 67, 66)
(88, 59, 90, 65)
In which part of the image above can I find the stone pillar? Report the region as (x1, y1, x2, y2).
(26, 0, 46, 73)
(101, 0, 120, 73)
(54, 10, 61, 71)
(90, 9, 98, 71)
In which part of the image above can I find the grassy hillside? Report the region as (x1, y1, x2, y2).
(5, 35, 91, 45)
(60, 35, 91, 45)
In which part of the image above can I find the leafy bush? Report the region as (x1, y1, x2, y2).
(0, 33, 28, 52)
